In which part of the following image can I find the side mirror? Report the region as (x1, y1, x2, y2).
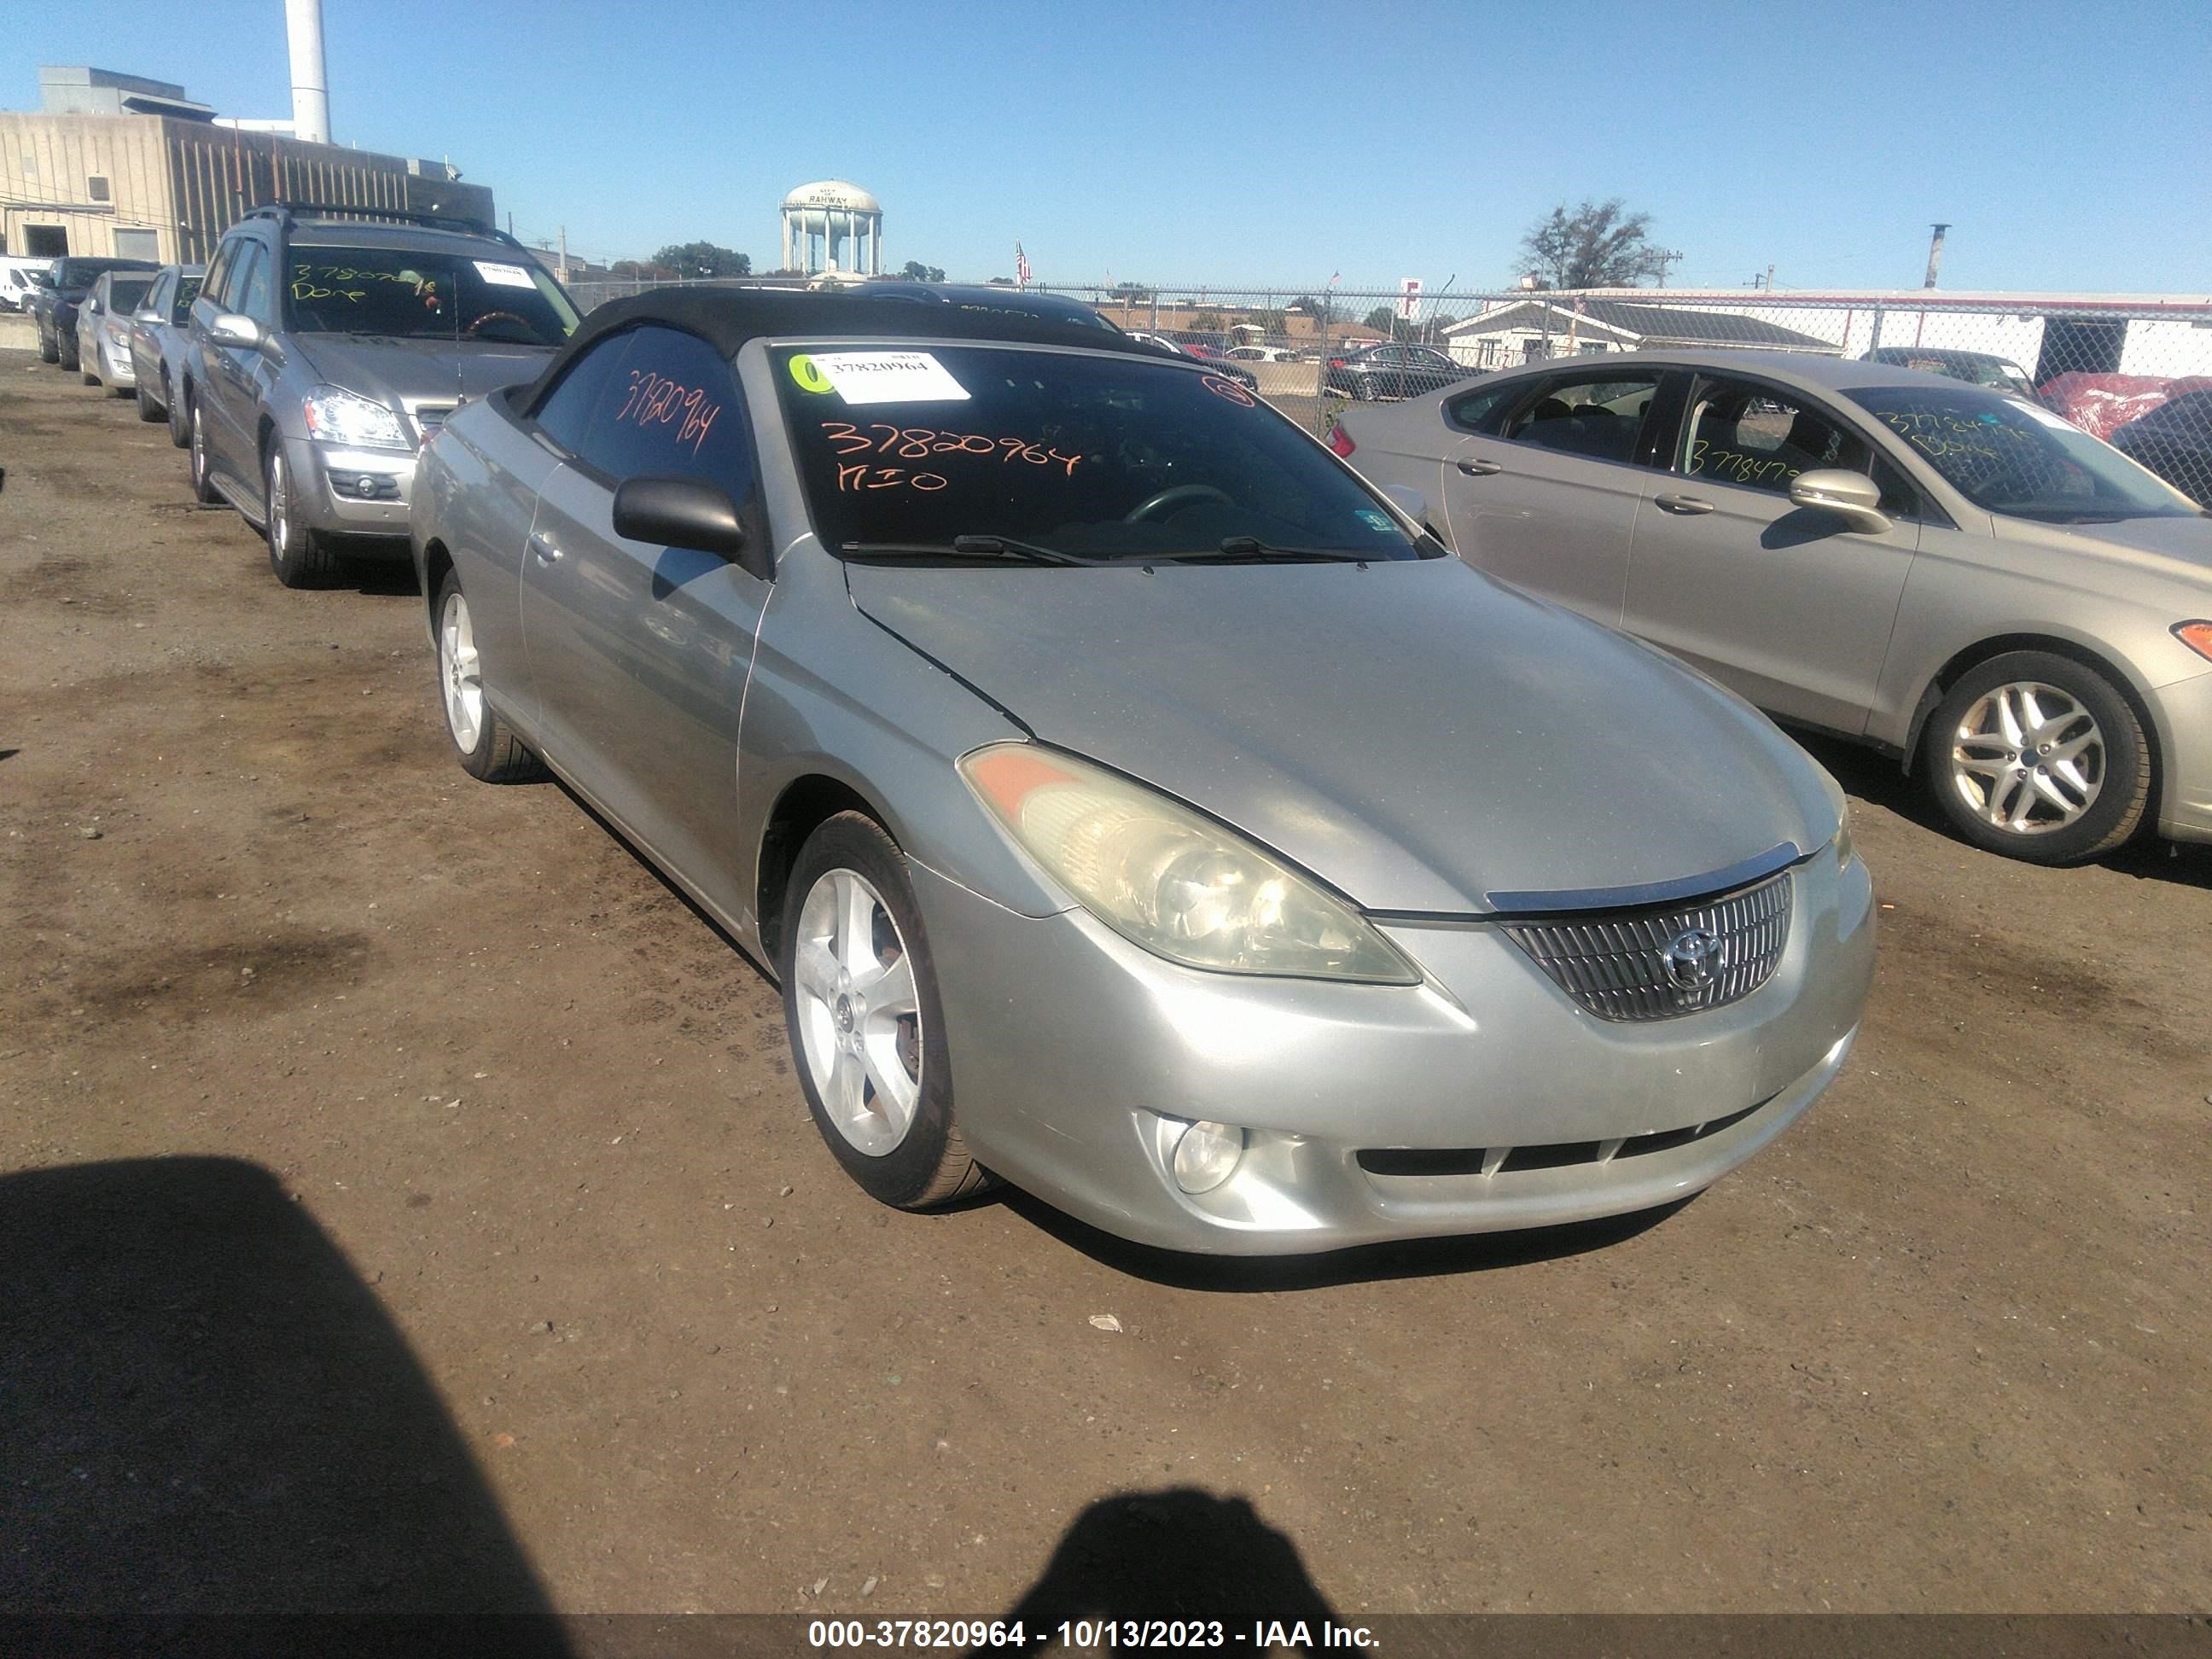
(135, 308, 162, 325)
(1789, 469, 1892, 535)
(1379, 483, 1429, 523)
(614, 475, 754, 567)
(210, 312, 261, 348)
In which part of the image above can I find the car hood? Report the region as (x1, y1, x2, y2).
(848, 556, 1839, 914)
(288, 334, 557, 408)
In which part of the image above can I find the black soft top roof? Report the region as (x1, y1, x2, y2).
(523, 286, 1156, 407)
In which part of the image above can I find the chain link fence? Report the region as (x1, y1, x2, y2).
(557, 276, 2212, 502)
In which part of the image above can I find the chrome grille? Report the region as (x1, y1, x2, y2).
(1501, 869, 1792, 1022)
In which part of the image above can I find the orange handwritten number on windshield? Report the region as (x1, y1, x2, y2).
(821, 421, 871, 456)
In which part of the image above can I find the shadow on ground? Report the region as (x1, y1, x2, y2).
(0, 1155, 563, 1643)
(992, 1487, 1339, 1644)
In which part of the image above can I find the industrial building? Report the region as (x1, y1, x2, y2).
(1, 65, 492, 265)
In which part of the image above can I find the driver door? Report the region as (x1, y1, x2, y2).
(517, 325, 771, 918)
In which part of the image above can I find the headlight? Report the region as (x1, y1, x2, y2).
(301, 384, 410, 450)
(1816, 764, 1856, 864)
(959, 743, 1419, 983)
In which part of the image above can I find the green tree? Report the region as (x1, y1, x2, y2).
(1363, 306, 1395, 334)
(1110, 281, 1155, 301)
(1516, 199, 1666, 289)
(1192, 311, 1224, 332)
(650, 241, 752, 279)
(900, 260, 948, 283)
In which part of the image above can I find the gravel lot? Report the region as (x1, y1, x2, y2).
(3, 349, 2209, 1617)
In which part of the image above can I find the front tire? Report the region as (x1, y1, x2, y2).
(166, 373, 190, 447)
(779, 812, 988, 1211)
(137, 379, 164, 422)
(263, 441, 343, 588)
(434, 572, 545, 783)
(1919, 649, 2150, 864)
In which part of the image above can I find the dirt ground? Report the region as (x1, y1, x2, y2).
(3, 349, 2209, 1619)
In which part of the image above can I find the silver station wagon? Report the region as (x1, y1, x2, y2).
(410, 291, 1874, 1255)
(1336, 351, 2212, 865)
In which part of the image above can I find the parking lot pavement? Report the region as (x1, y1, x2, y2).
(4, 348, 2210, 1615)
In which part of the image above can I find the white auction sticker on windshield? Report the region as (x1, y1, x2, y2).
(473, 260, 537, 288)
(809, 350, 970, 405)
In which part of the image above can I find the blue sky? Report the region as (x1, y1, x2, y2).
(11, 0, 2209, 294)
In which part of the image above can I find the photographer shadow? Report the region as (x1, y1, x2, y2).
(991, 1487, 1340, 1653)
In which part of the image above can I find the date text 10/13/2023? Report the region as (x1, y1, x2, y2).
(804, 1618, 1381, 1649)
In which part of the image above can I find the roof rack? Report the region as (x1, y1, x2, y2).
(242, 202, 533, 257)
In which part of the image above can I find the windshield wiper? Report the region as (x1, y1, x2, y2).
(1154, 537, 1376, 563)
(841, 537, 1099, 567)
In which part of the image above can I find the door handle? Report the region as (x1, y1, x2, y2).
(1654, 493, 1716, 515)
(1457, 458, 1503, 476)
(528, 533, 562, 566)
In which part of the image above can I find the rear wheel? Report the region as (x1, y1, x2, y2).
(263, 441, 343, 588)
(434, 572, 545, 783)
(188, 398, 223, 504)
(779, 812, 988, 1211)
(1919, 649, 2150, 864)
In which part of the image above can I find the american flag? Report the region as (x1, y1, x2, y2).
(1015, 242, 1033, 288)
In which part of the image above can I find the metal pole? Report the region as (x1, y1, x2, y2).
(557, 224, 568, 282)
(1923, 224, 1949, 289)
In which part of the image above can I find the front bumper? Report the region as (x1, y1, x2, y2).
(913, 844, 1877, 1254)
(100, 333, 136, 387)
(282, 434, 419, 540)
(2151, 667, 2212, 842)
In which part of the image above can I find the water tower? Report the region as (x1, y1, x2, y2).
(782, 181, 882, 276)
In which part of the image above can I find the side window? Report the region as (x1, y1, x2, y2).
(201, 242, 236, 311)
(1499, 371, 1664, 465)
(1680, 377, 1869, 497)
(564, 324, 754, 498)
(1445, 381, 1517, 434)
(530, 332, 635, 457)
(232, 245, 273, 325)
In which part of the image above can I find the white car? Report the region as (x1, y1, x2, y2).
(77, 270, 158, 395)
(1225, 344, 1295, 362)
(0, 255, 55, 312)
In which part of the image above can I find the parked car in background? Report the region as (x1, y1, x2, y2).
(0, 254, 55, 312)
(1334, 349, 2212, 864)
(75, 270, 158, 394)
(126, 263, 205, 439)
(183, 205, 579, 587)
(1324, 342, 1480, 401)
(1124, 330, 1260, 390)
(26, 255, 159, 370)
(2109, 388, 2212, 505)
(1863, 346, 2044, 404)
(410, 287, 1871, 1254)
(1225, 344, 1295, 362)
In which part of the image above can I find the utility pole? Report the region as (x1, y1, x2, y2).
(1653, 248, 1683, 287)
(557, 224, 568, 282)
(1923, 223, 1950, 289)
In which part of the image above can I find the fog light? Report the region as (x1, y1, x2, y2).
(1172, 1120, 1246, 1195)
(355, 474, 380, 495)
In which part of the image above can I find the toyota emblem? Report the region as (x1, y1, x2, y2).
(1662, 927, 1721, 992)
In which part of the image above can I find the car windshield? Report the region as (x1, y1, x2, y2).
(774, 343, 1428, 562)
(170, 276, 201, 324)
(1848, 383, 2198, 521)
(108, 276, 154, 311)
(282, 245, 579, 346)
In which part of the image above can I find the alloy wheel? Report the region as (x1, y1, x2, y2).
(191, 405, 207, 487)
(267, 450, 290, 558)
(791, 868, 923, 1156)
(1948, 680, 2104, 835)
(438, 588, 485, 753)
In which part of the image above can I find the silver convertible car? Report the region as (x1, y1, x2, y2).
(410, 291, 1874, 1254)
(1335, 351, 2212, 865)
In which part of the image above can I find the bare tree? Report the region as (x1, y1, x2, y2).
(1516, 200, 1668, 289)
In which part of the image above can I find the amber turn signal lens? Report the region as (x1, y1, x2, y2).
(2174, 620, 2212, 663)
